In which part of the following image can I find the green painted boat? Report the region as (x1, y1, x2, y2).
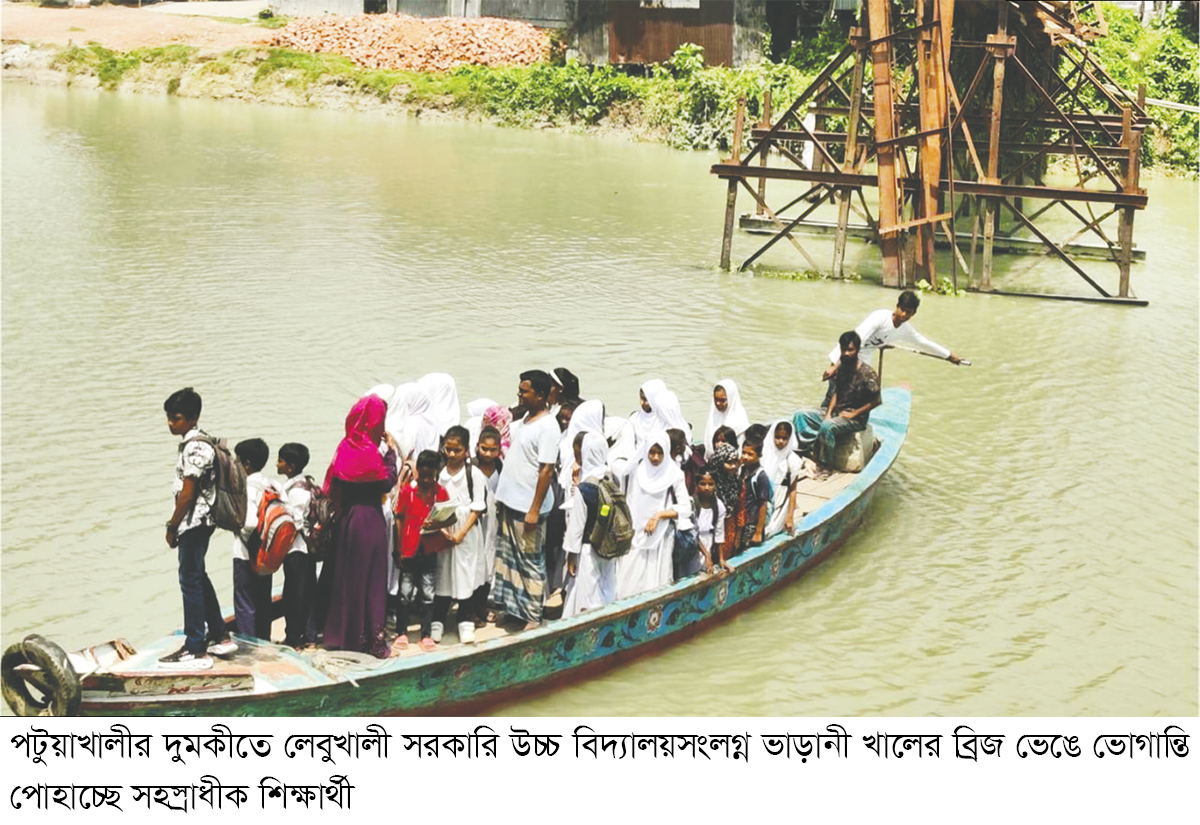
(2, 388, 910, 717)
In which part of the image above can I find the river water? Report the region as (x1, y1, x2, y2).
(2, 83, 1196, 716)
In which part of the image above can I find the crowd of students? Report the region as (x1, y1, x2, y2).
(159, 291, 962, 668)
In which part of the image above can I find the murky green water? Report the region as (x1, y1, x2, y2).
(2, 83, 1196, 716)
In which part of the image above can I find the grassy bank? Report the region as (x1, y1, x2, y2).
(31, 40, 817, 152)
(14, 7, 1198, 174)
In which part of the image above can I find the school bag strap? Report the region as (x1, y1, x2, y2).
(190, 434, 248, 534)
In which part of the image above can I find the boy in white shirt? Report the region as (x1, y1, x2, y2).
(278, 442, 317, 649)
(233, 439, 273, 641)
(824, 290, 964, 381)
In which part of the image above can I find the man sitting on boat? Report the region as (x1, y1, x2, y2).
(823, 290, 964, 381)
(795, 331, 881, 463)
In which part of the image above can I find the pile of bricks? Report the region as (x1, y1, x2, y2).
(267, 14, 550, 72)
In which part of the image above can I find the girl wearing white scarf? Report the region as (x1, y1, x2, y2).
(399, 385, 439, 464)
(629, 378, 667, 450)
(615, 429, 691, 600)
(651, 388, 693, 458)
(562, 432, 617, 617)
(762, 419, 806, 537)
(558, 399, 605, 506)
(703, 379, 750, 451)
(417, 372, 461, 437)
(604, 416, 636, 479)
(464, 397, 498, 451)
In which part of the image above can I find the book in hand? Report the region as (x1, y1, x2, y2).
(421, 502, 458, 534)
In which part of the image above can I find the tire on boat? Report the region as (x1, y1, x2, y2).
(1, 634, 81, 717)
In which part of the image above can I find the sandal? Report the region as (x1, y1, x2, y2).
(419, 637, 437, 652)
(391, 634, 409, 654)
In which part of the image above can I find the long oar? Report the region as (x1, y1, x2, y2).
(879, 344, 972, 366)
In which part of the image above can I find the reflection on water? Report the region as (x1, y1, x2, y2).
(2, 84, 1196, 715)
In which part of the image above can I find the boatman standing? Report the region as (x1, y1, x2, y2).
(822, 290, 965, 381)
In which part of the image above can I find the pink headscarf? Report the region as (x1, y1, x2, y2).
(481, 404, 513, 457)
(323, 394, 389, 493)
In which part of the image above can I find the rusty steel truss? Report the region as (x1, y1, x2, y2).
(712, 0, 1150, 304)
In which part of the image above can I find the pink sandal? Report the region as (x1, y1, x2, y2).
(391, 635, 409, 654)
(419, 637, 437, 652)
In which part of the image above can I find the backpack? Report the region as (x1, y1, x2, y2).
(191, 434, 247, 534)
(587, 471, 635, 560)
(249, 486, 297, 576)
(295, 476, 337, 562)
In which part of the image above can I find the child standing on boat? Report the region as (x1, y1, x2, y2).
(432, 426, 488, 645)
(278, 443, 317, 649)
(693, 469, 729, 574)
(393, 450, 451, 652)
(563, 432, 616, 617)
(232, 438, 274, 641)
(472, 427, 504, 626)
(762, 421, 805, 538)
(732, 440, 771, 556)
(161, 387, 236, 670)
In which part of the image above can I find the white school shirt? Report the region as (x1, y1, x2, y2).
(494, 411, 561, 516)
(694, 498, 727, 553)
(828, 308, 951, 365)
(231, 472, 271, 562)
(280, 476, 312, 555)
(434, 462, 489, 599)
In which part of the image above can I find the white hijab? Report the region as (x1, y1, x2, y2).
(417, 373, 460, 436)
(652, 388, 692, 456)
(579, 432, 609, 483)
(629, 378, 668, 448)
(559, 399, 606, 501)
(465, 397, 498, 451)
(761, 418, 798, 484)
(400, 384, 439, 461)
(628, 429, 682, 527)
(604, 416, 636, 479)
(703, 378, 750, 450)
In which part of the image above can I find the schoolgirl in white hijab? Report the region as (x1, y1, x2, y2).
(558, 399, 606, 504)
(603, 415, 636, 481)
(762, 418, 808, 538)
(417, 373, 461, 437)
(562, 432, 617, 618)
(399, 385, 439, 463)
(465, 397, 498, 451)
(629, 378, 668, 450)
(703, 379, 750, 451)
(651, 388, 692, 455)
(614, 428, 690, 600)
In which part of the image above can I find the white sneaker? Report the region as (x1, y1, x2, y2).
(158, 647, 213, 670)
(458, 621, 476, 644)
(430, 621, 444, 643)
(207, 636, 238, 657)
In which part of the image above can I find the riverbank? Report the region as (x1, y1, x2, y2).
(2, 3, 1195, 172)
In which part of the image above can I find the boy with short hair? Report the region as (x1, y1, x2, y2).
(162, 387, 236, 669)
(733, 440, 771, 556)
(278, 442, 317, 649)
(232, 438, 273, 641)
(392, 450, 452, 653)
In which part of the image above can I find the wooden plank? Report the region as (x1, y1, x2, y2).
(880, 212, 953, 237)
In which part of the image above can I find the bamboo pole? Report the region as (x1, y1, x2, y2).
(867, 0, 902, 288)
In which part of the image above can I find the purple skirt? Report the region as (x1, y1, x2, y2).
(323, 501, 389, 658)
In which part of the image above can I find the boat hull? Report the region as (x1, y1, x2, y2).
(79, 389, 911, 716)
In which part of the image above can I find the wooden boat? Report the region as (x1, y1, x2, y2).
(2, 388, 910, 716)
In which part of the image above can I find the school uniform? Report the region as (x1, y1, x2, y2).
(280, 476, 316, 647)
(232, 471, 273, 641)
(434, 462, 488, 602)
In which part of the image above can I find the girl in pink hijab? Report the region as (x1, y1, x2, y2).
(320, 394, 400, 658)
(481, 405, 513, 457)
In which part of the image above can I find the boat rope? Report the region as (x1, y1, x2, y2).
(308, 650, 390, 685)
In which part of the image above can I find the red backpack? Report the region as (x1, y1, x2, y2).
(250, 487, 297, 576)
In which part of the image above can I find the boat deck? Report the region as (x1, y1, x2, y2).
(79, 464, 860, 701)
